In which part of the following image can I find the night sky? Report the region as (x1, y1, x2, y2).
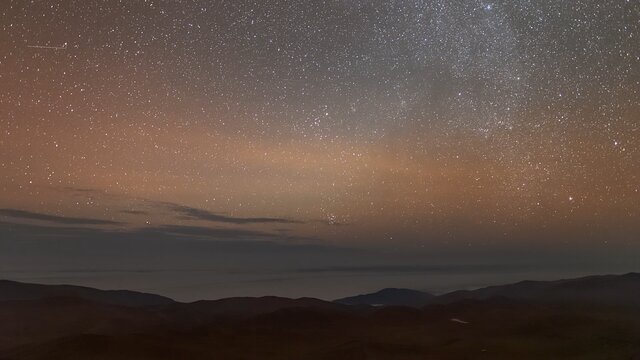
(1, 0, 639, 300)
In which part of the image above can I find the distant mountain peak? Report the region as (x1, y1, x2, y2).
(334, 288, 434, 307)
(0, 279, 174, 307)
(431, 272, 640, 307)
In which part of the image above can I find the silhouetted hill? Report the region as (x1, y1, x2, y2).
(166, 296, 350, 322)
(432, 272, 640, 307)
(333, 273, 640, 308)
(0, 280, 174, 307)
(1, 274, 640, 359)
(3, 297, 639, 360)
(0, 297, 167, 351)
(334, 288, 434, 307)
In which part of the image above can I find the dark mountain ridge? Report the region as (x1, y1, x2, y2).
(335, 288, 434, 307)
(0, 279, 174, 307)
(432, 272, 640, 307)
(333, 272, 640, 308)
(1, 274, 640, 359)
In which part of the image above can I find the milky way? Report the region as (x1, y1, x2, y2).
(1, 0, 639, 255)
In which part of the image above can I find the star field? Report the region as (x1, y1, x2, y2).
(0, 0, 638, 251)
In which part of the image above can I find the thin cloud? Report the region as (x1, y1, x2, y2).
(297, 264, 533, 274)
(165, 203, 303, 225)
(0, 219, 314, 245)
(143, 224, 278, 240)
(121, 210, 149, 215)
(0, 209, 122, 226)
(57, 187, 304, 225)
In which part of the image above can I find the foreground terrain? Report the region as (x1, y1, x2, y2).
(1, 274, 639, 359)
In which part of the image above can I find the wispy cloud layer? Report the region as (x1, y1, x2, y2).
(0, 209, 122, 226)
(165, 203, 301, 225)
